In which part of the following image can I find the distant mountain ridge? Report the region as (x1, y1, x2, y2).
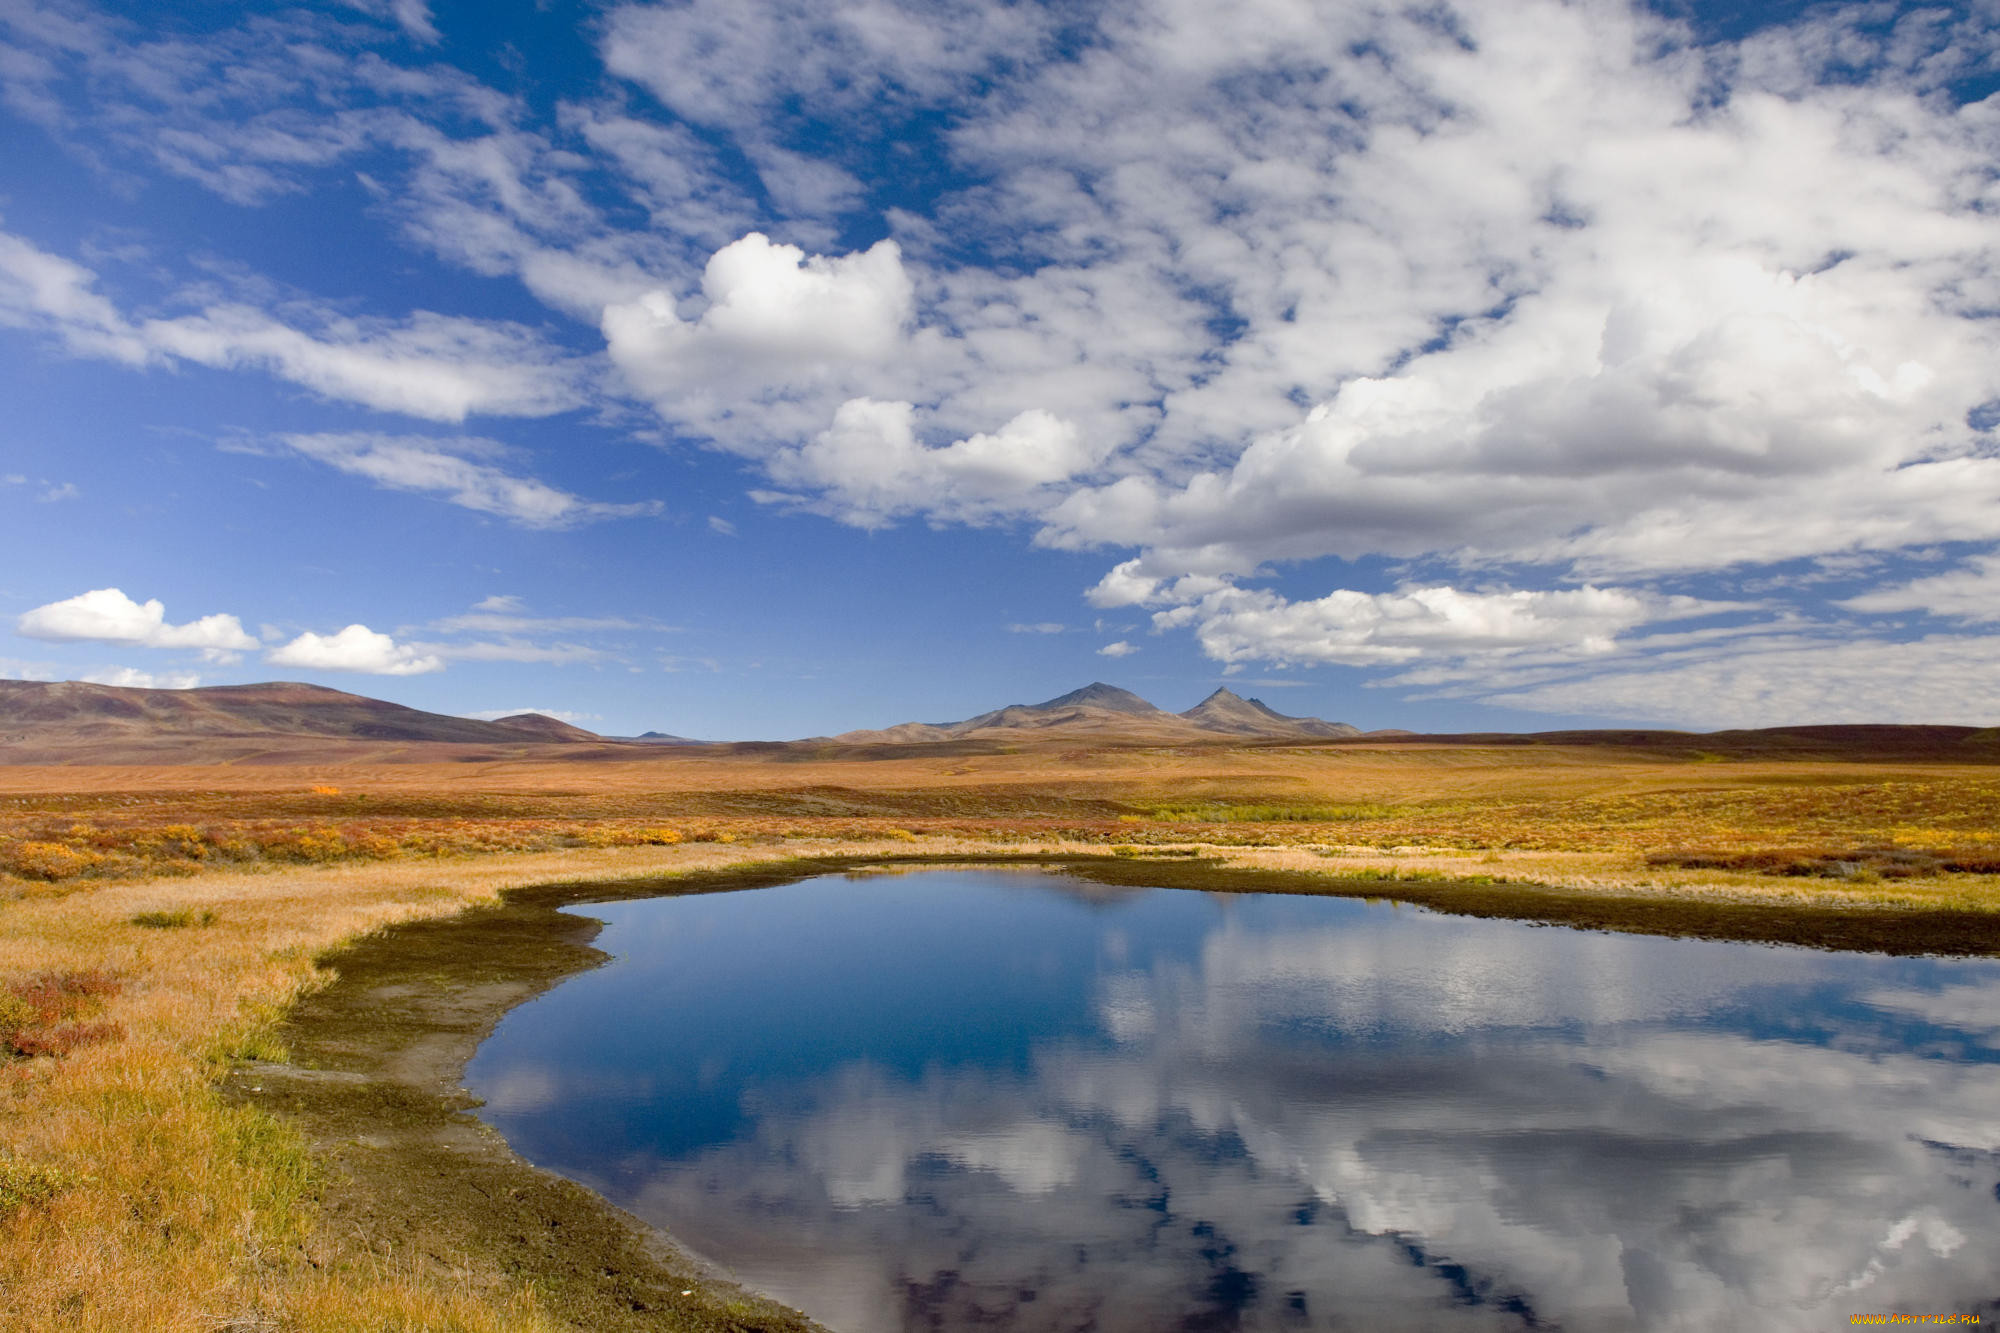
(828, 682, 1360, 744)
(4, 676, 1995, 766)
(0, 679, 602, 763)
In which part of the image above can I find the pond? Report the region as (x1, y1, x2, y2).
(463, 868, 2000, 1332)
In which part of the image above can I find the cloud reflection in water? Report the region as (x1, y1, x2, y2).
(466, 872, 2000, 1332)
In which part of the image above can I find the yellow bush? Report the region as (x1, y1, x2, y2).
(260, 827, 349, 863)
(310, 785, 342, 796)
(347, 833, 403, 860)
(5, 842, 104, 882)
(576, 825, 686, 848)
(134, 825, 211, 862)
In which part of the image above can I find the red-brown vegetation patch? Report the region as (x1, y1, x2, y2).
(1, 968, 124, 1059)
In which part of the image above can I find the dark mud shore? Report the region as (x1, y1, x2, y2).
(222, 854, 2000, 1331)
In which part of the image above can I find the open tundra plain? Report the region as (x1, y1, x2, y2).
(3, 692, 2000, 1330)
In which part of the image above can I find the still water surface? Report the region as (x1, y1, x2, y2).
(465, 869, 2000, 1332)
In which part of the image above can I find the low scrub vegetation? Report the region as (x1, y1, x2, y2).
(1, 968, 123, 1060)
(0, 817, 697, 892)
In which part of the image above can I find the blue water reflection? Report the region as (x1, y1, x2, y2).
(464, 869, 2000, 1332)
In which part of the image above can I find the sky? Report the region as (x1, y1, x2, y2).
(4, 0, 2000, 740)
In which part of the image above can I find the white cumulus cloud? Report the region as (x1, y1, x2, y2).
(16, 588, 258, 661)
(266, 624, 444, 675)
(760, 400, 1098, 526)
(603, 233, 920, 451)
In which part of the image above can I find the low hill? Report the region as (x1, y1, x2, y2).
(484, 713, 602, 743)
(0, 680, 603, 764)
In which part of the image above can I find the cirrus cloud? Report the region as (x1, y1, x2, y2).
(277, 433, 662, 528)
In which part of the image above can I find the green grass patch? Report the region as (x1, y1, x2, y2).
(1310, 861, 1502, 886)
(1143, 801, 1403, 823)
(130, 908, 217, 929)
(0, 1156, 72, 1216)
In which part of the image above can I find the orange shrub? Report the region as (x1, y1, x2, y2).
(3, 841, 104, 882)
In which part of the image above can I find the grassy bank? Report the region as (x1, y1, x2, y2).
(0, 840, 844, 1331)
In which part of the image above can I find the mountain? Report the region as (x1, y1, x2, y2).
(829, 682, 1358, 745)
(1179, 688, 1362, 738)
(1033, 683, 1163, 715)
(0, 679, 605, 764)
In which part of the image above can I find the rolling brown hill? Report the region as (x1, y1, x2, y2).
(0, 680, 603, 764)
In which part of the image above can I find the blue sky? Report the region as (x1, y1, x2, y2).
(4, 0, 2000, 739)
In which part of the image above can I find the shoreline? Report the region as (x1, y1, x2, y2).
(221, 856, 839, 1333)
(219, 851, 2000, 1331)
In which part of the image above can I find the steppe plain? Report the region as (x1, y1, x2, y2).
(3, 680, 1999, 1331)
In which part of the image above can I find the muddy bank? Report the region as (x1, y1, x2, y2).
(222, 858, 839, 1333)
(221, 853, 2000, 1332)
